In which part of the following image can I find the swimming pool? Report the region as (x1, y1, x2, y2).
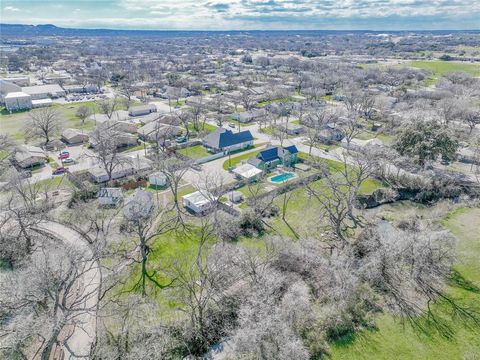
(269, 172, 297, 183)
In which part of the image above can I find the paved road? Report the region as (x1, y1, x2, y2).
(34, 221, 100, 360)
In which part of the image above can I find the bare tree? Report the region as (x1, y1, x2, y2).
(24, 107, 62, 145)
(88, 126, 130, 185)
(76, 105, 91, 125)
(97, 97, 120, 120)
(0, 240, 99, 360)
(122, 189, 176, 295)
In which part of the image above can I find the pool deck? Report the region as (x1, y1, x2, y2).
(267, 171, 298, 184)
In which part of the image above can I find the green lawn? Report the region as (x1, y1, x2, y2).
(409, 61, 480, 85)
(354, 132, 394, 145)
(177, 144, 211, 160)
(222, 147, 265, 170)
(0, 101, 100, 141)
(186, 122, 217, 134)
(331, 207, 480, 360)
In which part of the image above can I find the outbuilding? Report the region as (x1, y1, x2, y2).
(182, 191, 216, 215)
(149, 171, 168, 187)
(232, 163, 263, 181)
(128, 104, 157, 117)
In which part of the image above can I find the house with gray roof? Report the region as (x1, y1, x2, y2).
(202, 128, 254, 153)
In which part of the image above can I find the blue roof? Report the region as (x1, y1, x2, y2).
(284, 145, 298, 154)
(257, 146, 280, 162)
(203, 128, 253, 149)
(257, 145, 298, 162)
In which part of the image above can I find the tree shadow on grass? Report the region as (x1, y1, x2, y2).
(449, 269, 480, 294)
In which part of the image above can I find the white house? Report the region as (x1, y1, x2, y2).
(182, 191, 216, 214)
(138, 121, 181, 141)
(4, 92, 32, 111)
(98, 187, 123, 207)
(149, 171, 168, 187)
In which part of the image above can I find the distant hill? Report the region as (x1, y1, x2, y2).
(1, 23, 478, 38)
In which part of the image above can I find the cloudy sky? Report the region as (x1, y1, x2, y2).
(2, 0, 480, 30)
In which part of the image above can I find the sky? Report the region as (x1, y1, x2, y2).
(1, 0, 480, 31)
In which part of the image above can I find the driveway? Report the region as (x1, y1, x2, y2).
(34, 221, 100, 360)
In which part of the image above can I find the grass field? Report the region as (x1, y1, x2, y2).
(177, 144, 211, 160)
(330, 207, 480, 360)
(1, 101, 100, 141)
(409, 61, 480, 85)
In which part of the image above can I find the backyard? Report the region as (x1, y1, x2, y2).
(331, 207, 480, 360)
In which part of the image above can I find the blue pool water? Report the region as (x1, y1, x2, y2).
(270, 172, 296, 183)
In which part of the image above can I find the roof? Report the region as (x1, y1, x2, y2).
(247, 157, 263, 168)
(232, 163, 263, 179)
(32, 99, 53, 105)
(62, 128, 87, 140)
(22, 84, 64, 95)
(183, 191, 213, 207)
(5, 91, 30, 99)
(203, 128, 253, 149)
(123, 189, 154, 220)
(129, 104, 156, 112)
(257, 145, 298, 162)
(99, 187, 123, 198)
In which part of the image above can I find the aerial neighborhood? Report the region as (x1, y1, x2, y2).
(1, 21, 480, 360)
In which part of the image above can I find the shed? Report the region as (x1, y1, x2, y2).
(182, 191, 215, 214)
(149, 171, 168, 187)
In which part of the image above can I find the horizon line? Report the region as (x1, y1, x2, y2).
(1, 23, 479, 33)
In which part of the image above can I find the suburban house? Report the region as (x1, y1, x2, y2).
(247, 145, 298, 170)
(278, 123, 305, 135)
(149, 171, 168, 187)
(13, 145, 47, 169)
(317, 123, 344, 144)
(4, 92, 32, 111)
(182, 191, 216, 215)
(138, 121, 181, 141)
(123, 188, 154, 220)
(128, 104, 157, 117)
(232, 163, 263, 181)
(61, 128, 89, 145)
(202, 128, 254, 153)
(232, 109, 263, 123)
(88, 163, 135, 183)
(98, 187, 123, 207)
(99, 120, 138, 134)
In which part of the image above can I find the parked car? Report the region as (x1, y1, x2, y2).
(229, 123, 236, 128)
(61, 158, 75, 164)
(58, 153, 70, 160)
(176, 136, 187, 143)
(52, 167, 68, 175)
